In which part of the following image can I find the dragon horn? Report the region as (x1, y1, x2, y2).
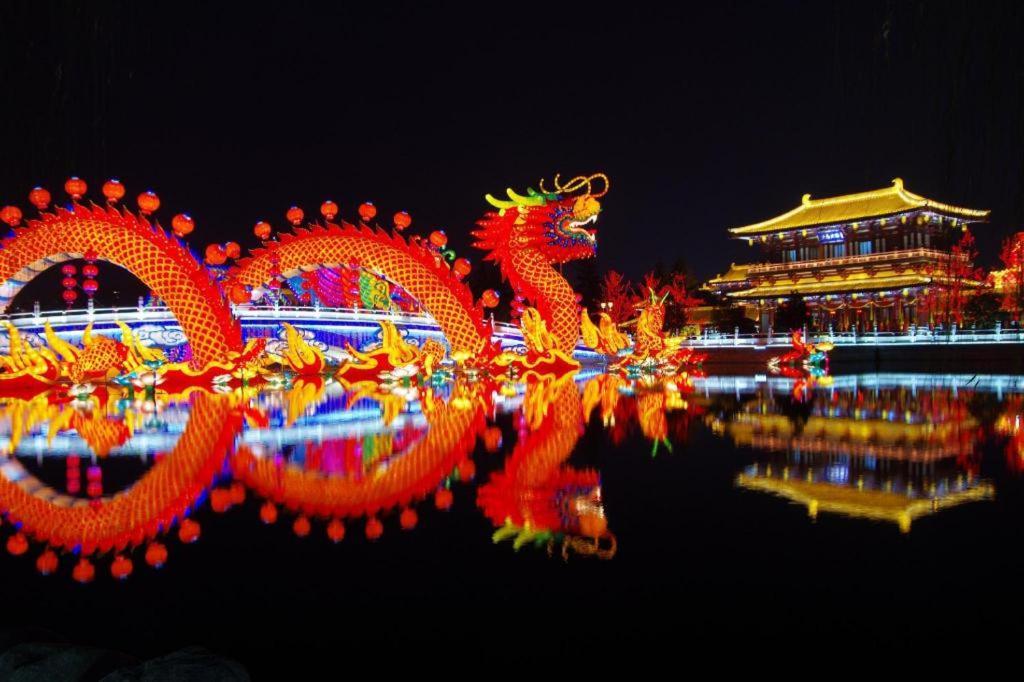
(505, 188, 545, 206)
(485, 193, 517, 210)
(660, 291, 670, 304)
(588, 173, 610, 197)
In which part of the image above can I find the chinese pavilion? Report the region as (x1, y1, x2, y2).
(705, 178, 990, 331)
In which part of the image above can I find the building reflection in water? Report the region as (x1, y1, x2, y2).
(704, 375, 999, 532)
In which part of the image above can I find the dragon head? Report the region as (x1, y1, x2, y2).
(474, 173, 608, 266)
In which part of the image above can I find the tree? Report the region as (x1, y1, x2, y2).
(963, 291, 1002, 327)
(940, 229, 983, 326)
(599, 270, 636, 324)
(998, 231, 1024, 320)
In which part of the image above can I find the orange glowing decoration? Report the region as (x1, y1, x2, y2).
(6, 532, 28, 556)
(483, 427, 502, 452)
(102, 179, 126, 204)
(210, 488, 233, 513)
(228, 283, 250, 305)
(293, 516, 311, 538)
(320, 200, 339, 221)
(36, 549, 59, 576)
(0, 205, 22, 228)
(480, 289, 500, 308)
(326, 519, 346, 543)
(365, 516, 383, 540)
(435, 488, 453, 510)
(137, 190, 160, 215)
(399, 508, 418, 530)
(28, 186, 50, 210)
(230, 482, 245, 504)
(110, 554, 133, 580)
(171, 213, 195, 238)
(393, 210, 412, 230)
(64, 176, 87, 200)
(205, 243, 227, 266)
(260, 501, 278, 525)
(429, 230, 448, 249)
(254, 220, 272, 240)
(145, 542, 168, 568)
(286, 206, 305, 226)
(225, 241, 241, 259)
(178, 518, 201, 544)
(72, 558, 95, 584)
(458, 459, 476, 481)
(358, 202, 377, 222)
(452, 258, 472, 279)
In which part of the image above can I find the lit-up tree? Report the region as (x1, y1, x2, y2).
(998, 232, 1024, 320)
(599, 270, 636, 324)
(939, 229, 983, 326)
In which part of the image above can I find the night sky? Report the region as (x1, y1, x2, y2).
(2, 1, 1023, 290)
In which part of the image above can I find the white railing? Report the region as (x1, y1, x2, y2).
(691, 323, 1024, 347)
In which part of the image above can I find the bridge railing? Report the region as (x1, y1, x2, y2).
(690, 323, 1024, 347)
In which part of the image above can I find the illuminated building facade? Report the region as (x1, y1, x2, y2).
(705, 178, 989, 331)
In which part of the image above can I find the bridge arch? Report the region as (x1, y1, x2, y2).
(0, 204, 241, 366)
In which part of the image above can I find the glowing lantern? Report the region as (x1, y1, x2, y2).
(64, 176, 87, 200)
(205, 244, 227, 266)
(62, 289, 78, 304)
(435, 488, 453, 510)
(320, 200, 339, 221)
(145, 542, 168, 568)
(224, 242, 241, 259)
(61, 277, 77, 289)
(28, 187, 51, 210)
(62, 264, 77, 276)
(260, 501, 278, 524)
(228, 284, 250, 305)
(393, 211, 412, 230)
(0, 205, 22, 228)
(254, 221, 272, 240)
(137, 190, 160, 215)
(326, 519, 345, 543)
(229, 483, 245, 505)
(365, 516, 383, 541)
(480, 289, 500, 308)
(178, 518, 201, 544)
(293, 516, 311, 538)
(83, 264, 99, 278)
(102, 179, 126, 204)
(429, 230, 448, 248)
(6, 532, 28, 556)
(358, 202, 377, 222)
(399, 508, 418, 530)
(110, 554, 133, 580)
(457, 459, 476, 481)
(211, 488, 232, 513)
(72, 558, 95, 584)
(452, 258, 472, 279)
(36, 549, 58, 576)
(286, 206, 305, 226)
(171, 213, 195, 237)
(483, 426, 502, 452)
(82, 279, 99, 295)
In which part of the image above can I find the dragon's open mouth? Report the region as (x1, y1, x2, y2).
(563, 213, 599, 242)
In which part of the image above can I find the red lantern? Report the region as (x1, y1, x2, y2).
(483, 426, 502, 452)
(358, 202, 377, 222)
(61, 264, 77, 276)
(435, 488, 453, 510)
(228, 284, 250, 305)
(61, 277, 78, 289)
(137, 190, 160, 215)
(428, 230, 448, 248)
(293, 516, 311, 538)
(72, 558, 95, 584)
(82, 264, 98, 278)
(254, 221, 272, 240)
(178, 518, 201, 544)
(326, 518, 345, 543)
(0, 205, 22, 228)
(458, 459, 476, 481)
(453, 258, 472, 279)
(365, 516, 383, 540)
(36, 549, 58, 576)
(224, 242, 241, 259)
(393, 211, 412, 230)
(320, 200, 339, 221)
(82, 279, 99, 294)
(229, 482, 245, 505)
(62, 289, 78, 304)
(28, 187, 51, 210)
(286, 206, 304, 226)
(399, 508, 418, 530)
(145, 542, 168, 568)
(205, 244, 227, 266)
(260, 501, 278, 524)
(480, 289, 500, 308)
(6, 532, 28, 556)
(171, 213, 195, 237)
(64, 176, 87, 200)
(102, 179, 126, 204)
(210, 488, 232, 513)
(110, 554, 133, 580)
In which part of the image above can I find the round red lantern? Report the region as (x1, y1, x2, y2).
(358, 202, 377, 222)
(36, 549, 58, 576)
(365, 516, 383, 541)
(28, 187, 51, 210)
(83, 263, 99, 278)
(435, 488, 453, 510)
(480, 289, 500, 308)
(82, 279, 99, 294)
(458, 459, 476, 481)
(393, 211, 412, 230)
(228, 284, 250, 305)
(293, 516, 311, 538)
(286, 206, 304, 226)
(0, 205, 23, 228)
(224, 242, 241, 259)
(102, 179, 126, 204)
(62, 289, 78, 304)
(326, 519, 345, 543)
(110, 554, 133, 580)
(260, 501, 278, 525)
(229, 482, 246, 505)
(137, 191, 160, 215)
(6, 532, 28, 556)
(61, 277, 77, 289)
(145, 542, 168, 568)
(399, 508, 418, 531)
(72, 558, 95, 584)
(61, 264, 77, 276)
(178, 518, 201, 544)
(453, 258, 472, 279)
(210, 488, 232, 513)
(64, 177, 87, 200)
(205, 244, 227, 266)
(320, 200, 339, 221)
(254, 221, 272, 240)
(428, 230, 448, 248)
(171, 213, 195, 237)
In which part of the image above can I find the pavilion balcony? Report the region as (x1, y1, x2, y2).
(748, 247, 968, 276)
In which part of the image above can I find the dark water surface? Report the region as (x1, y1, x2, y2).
(1, 372, 1023, 675)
